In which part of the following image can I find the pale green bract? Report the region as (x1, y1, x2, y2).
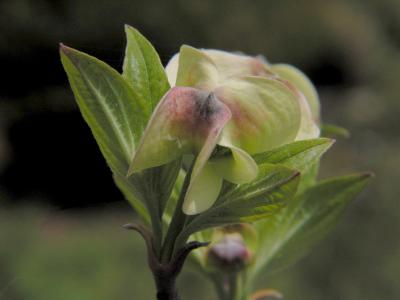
(130, 45, 320, 215)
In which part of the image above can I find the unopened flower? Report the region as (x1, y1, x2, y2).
(128, 46, 320, 215)
(205, 224, 258, 273)
(206, 233, 251, 273)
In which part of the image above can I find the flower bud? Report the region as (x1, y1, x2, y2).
(129, 45, 321, 215)
(205, 224, 258, 273)
(206, 233, 251, 273)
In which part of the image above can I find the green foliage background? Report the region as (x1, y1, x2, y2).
(0, 0, 399, 299)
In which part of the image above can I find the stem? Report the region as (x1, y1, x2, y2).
(155, 241, 209, 300)
(218, 272, 244, 300)
(124, 224, 208, 300)
(161, 164, 193, 263)
(234, 273, 244, 300)
(125, 161, 207, 300)
(154, 268, 180, 300)
(150, 209, 163, 257)
(210, 274, 228, 300)
(228, 274, 237, 300)
(213, 282, 226, 300)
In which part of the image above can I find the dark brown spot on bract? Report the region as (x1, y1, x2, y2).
(164, 87, 231, 141)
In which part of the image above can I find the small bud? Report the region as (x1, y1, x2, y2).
(206, 233, 252, 273)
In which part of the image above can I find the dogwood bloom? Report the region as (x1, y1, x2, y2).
(128, 46, 319, 215)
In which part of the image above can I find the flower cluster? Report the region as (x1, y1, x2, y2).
(129, 46, 320, 214)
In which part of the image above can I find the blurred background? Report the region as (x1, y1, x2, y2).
(0, 0, 399, 299)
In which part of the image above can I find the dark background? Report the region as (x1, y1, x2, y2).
(0, 0, 399, 299)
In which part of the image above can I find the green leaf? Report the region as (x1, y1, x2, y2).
(122, 26, 183, 226)
(177, 164, 300, 243)
(113, 174, 150, 224)
(130, 161, 182, 219)
(297, 161, 319, 193)
(252, 173, 373, 277)
(123, 25, 170, 112)
(163, 170, 186, 225)
(321, 123, 350, 139)
(60, 44, 148, 173)
(253, 138, 334, 173)
(60, 44, 180, 236)
(60, 44, 150, 219)
(243, 138, 333, 196)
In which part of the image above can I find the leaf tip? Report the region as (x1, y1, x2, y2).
(59, 43, 75, 65)
(59, 43, 79, 62)
(350, 172, 374, 183)
(325, 137, 336, 150)
(124, 24, 143, 40)
(321, 123, 351, 139)
(328, 138, 336, 145)
(59, 43, 68, 54)
(316, 137, 336, 147)
(59, 43, 73, 53)
(293, 170, 301, 179)
(122, 223, 136, 230)
(361, 171, 375, 180)
(124, 24, 135, 33)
